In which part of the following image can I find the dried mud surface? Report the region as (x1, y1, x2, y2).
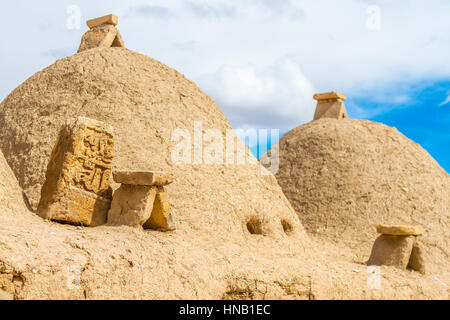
(0, 48, 447, 299)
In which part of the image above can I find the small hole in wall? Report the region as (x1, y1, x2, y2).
(281, 220, 294, 234)
(246, 218, 263, 235)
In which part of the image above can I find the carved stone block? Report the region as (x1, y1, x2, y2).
(38, 117, 114, 226)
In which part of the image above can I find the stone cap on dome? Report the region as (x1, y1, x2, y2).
(313, 91, 348, 120)
(87, 14, 118, 29)
(313, 92, 347, 101)
(376, 224, 425, 236)
(78, 14, 125, 53)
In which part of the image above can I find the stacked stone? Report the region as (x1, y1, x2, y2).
(107, 171, 176, 231)
(367, 224, 426, 273)
(78, 14, 125, 53)
(313, 92, 348, 120)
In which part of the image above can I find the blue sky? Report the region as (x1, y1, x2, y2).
(361, 80, 450, 172)
(0, 0, 449, 172)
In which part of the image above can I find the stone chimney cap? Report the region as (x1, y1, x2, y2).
(313, 92, 347, 101)
(113, 171, 174, 187)
(87, 14, 119, 29)
(376, 224, 425, 236)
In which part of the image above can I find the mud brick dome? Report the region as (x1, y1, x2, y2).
(0, 45, 305, 240)
(269, 118, 450, 277)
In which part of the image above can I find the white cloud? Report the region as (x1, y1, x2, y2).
(198, 59, 315, 130)
(1, 0, 450, 131)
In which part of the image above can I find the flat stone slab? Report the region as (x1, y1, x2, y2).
(87, 14, 118, 29)
(313, 92, 347, 101)
(376, 224, 424, 236)
(113, 171, 174, 186)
